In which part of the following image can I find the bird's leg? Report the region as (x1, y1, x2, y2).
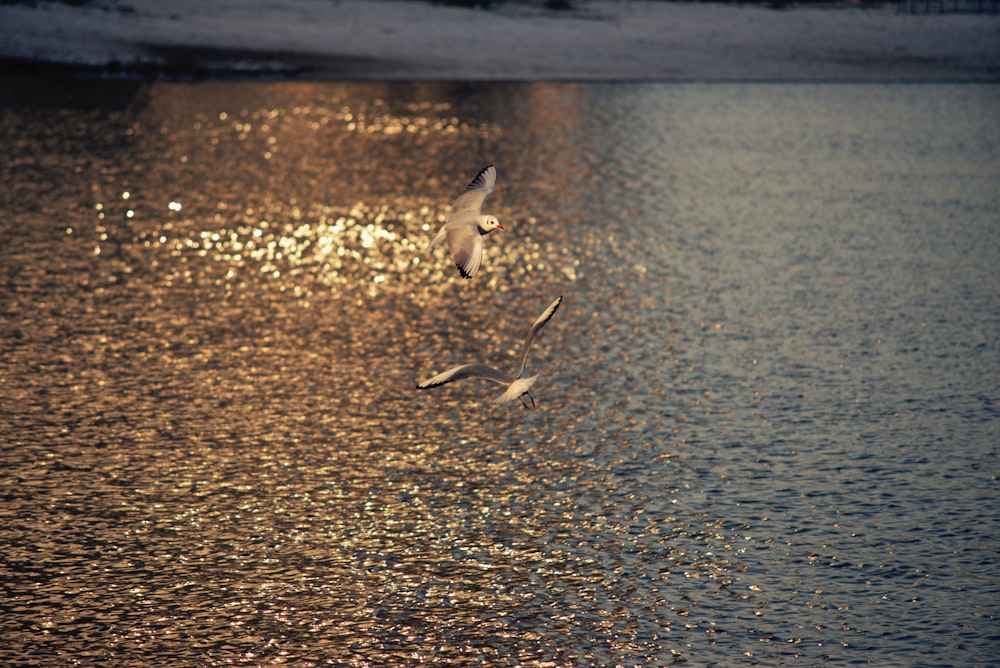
(519, 390, 536, 409)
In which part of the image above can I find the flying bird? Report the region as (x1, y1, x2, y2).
(428, 165, 503, 279)
(417, 296, 563, 408)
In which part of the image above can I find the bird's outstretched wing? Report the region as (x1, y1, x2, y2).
(417, 363, 514, 390)
(516, 296, 562, 378)
(448, 165, 496, 220)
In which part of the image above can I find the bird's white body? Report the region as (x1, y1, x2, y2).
(417, 296, 562, 407)
(497, 376, 540, 405)
(428, 165, 503, 279)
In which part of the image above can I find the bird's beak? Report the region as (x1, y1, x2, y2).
(497, 224, 504, 230)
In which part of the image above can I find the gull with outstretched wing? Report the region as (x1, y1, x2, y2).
(417, 296, 563, 408)
(428, 165, 503, 279)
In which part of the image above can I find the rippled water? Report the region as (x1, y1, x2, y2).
(2, 77, 998, 665)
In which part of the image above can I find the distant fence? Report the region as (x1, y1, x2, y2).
(469, 0, 999, 13)
(895, 0, 999, 12)
(728, 0, 1000, 13)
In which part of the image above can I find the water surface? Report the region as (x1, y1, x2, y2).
(1, 78, 998, 665)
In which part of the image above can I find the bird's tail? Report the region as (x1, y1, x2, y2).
(427, 227, 447, 251)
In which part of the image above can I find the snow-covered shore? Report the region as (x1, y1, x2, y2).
(0, 0, 997, 81)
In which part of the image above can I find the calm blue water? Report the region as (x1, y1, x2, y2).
(1, 79, 998, 665)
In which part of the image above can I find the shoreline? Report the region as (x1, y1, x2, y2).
(0, 0, 998, 82)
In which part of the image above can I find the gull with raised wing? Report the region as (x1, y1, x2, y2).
(417, 296, 563, 408)
(428, 165, 503, 279)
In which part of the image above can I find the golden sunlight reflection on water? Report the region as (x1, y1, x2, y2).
(95, 83, 583, 307)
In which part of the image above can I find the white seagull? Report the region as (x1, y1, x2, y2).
(428, 165, 503, 279)
(417, 296, 563, 408)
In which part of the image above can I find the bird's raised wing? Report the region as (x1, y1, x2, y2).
(447, 223, 484, 279)
(417, 363, 514, 390)
(516, 295, 562, 378)
(448, 165, 496, 220)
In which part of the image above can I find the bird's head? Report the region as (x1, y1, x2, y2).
(480, 215, 503, 233)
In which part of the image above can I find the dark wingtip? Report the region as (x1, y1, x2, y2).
(464, 164, 496, 192)
(417, 381, 444, 390)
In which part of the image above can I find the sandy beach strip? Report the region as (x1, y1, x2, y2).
(0, 0, 998, 81)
